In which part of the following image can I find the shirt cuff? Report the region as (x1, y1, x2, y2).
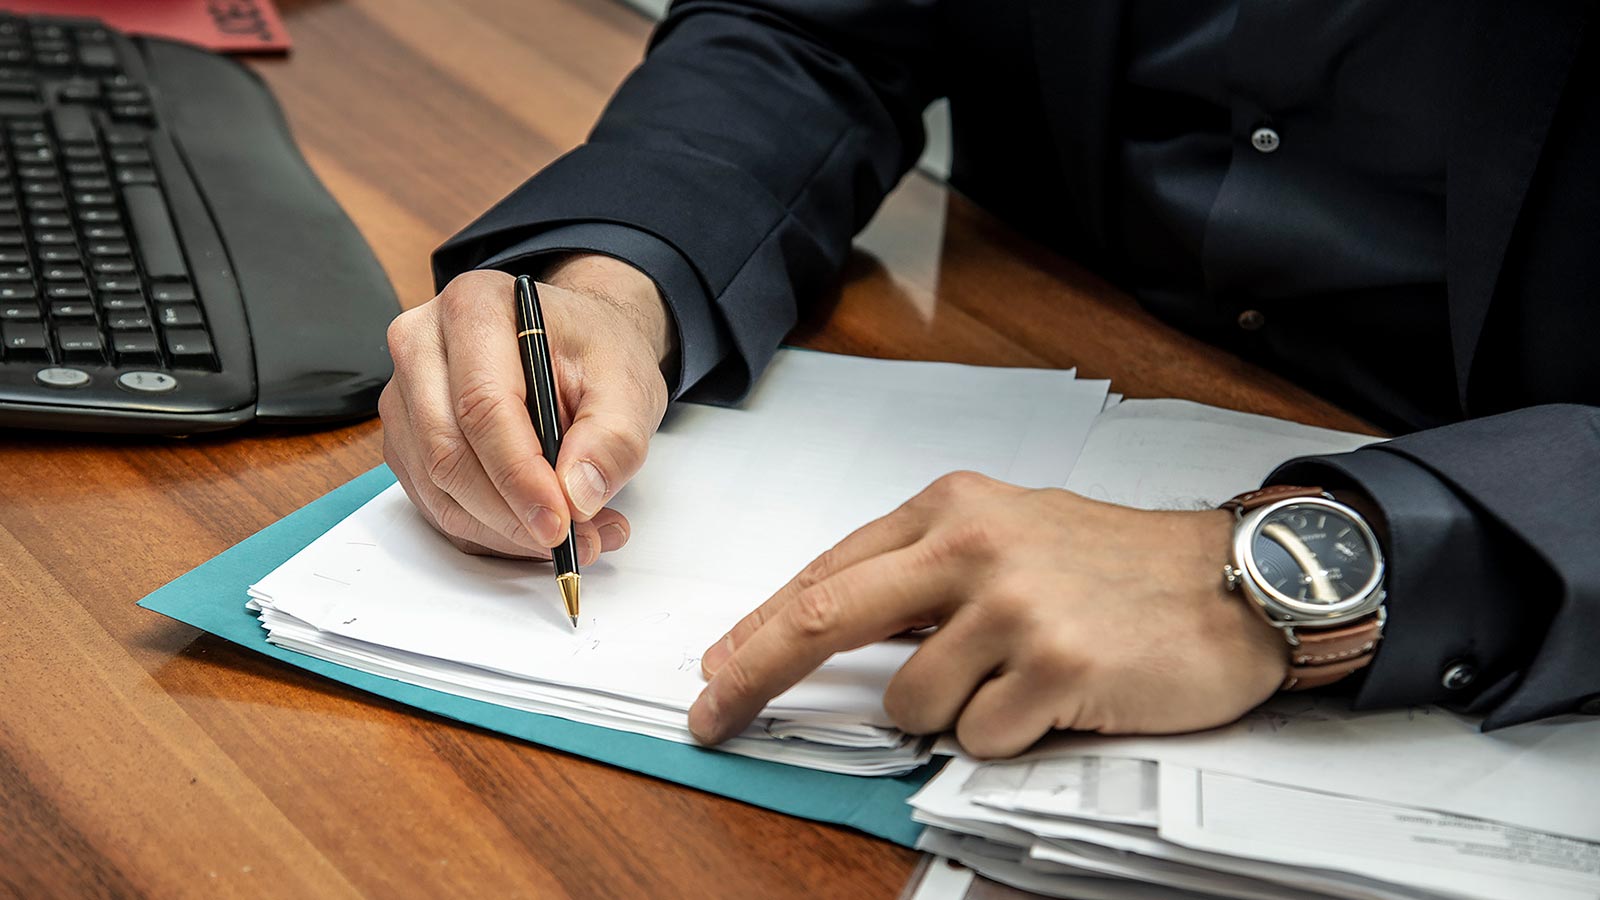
(476, 222, 732, 398)
(1267, 448, 1538, 718)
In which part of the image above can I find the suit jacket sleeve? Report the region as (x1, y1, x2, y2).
(432, 0, 944, 401)
(1270, 404, 1600, 728)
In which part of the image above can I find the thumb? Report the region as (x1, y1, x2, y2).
(556, 361, 666, 521)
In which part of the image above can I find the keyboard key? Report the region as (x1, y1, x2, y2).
(27, 197, 68, 213)
(0, 249, 25, 264)
(102, 126, 142, 146)
(111, 331, 158, 357)
(36, 247, 79, 263)
(123, 186, 188, 280)
(112, 104, 152, 122)
(57, 80, 100, 103)
(2, 320, 46, 353)
(163, 328, 212, 361)
(0, 264, 29, 281)
(35, 230, 74, 245)
(44, 265, 85, 281)
(0, 231, 22, 246)
(158, 305, 203, 328)
(116, 168, 157, 185)
(50, 104, 95, 144)
(0, 282, 35, 300)
(106, 312, 150, 330)
(110, 148, 150, 165)
(78, 44, 117, 70)
(78, 208, 118, 223)
(1, 302, 39, 320)
(89, 241, 130, 256)
(62, 145, 99, 160)
(93, 258, 135, 275)
(84, 225, 125, 241)
(46, 284, 90, 301)
(97, 277, 140, 293)
(73, 191, 115, 206)
(49, 299, 95, 318)
(151, 282, 194, 303)
(99, 292, 144, 311)
(67, 160, 107, 176)
(72, 176, 112, 192)
(12, 146, 52, 163)
(29, 212, 69, 228)
(55, 324, 103, 359)
(107, 89, 146, 105)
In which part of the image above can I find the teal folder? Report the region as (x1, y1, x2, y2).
(138, 465, 932, 847)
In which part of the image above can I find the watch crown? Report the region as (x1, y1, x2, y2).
(1222, 564, 1243, 591)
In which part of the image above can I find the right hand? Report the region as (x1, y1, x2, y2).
(380, 255, 676, 561)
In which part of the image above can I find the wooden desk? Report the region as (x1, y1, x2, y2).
(0, 1, 1373, 897)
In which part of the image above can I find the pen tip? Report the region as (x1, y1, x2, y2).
(557, 572, 581, 628)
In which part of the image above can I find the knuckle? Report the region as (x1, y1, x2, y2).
(422, 430, 471, 493)
(978, 586, 1035, 632)
(791, 583, 842, 637)
(935, 519, 997, 560)
(453, 372, 511, 437)
(883, 683, 938, 735)
(714, 652, 756, 701)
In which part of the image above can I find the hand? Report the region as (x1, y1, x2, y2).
(380, 255, 675, 560)
(687, 472, 1290, 758)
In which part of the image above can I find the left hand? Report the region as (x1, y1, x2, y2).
(687, 471, 1290, 758)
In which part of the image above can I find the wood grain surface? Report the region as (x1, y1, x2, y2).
(0, 1, 1375, 897)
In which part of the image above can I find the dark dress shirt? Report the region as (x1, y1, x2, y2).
(434, 0, 1600, 729)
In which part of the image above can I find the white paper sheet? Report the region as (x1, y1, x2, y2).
(1027, 696, 1600, 844)
(1066, 398, 1381, 510)
(1159, 766, 1600, 900)
(252, 351, 1108, 775)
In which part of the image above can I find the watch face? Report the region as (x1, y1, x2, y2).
(1249, 502, 1380, 608)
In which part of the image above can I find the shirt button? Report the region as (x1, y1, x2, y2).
(1579, 695, 1600, 715)
(1251, 126, 1281, 154)
(1237, 309, 1266, 331)
(1441, 661, 1478, 691)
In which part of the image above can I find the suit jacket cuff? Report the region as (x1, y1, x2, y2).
(475, 223, 730, 399)
(433, 144, 821, 403)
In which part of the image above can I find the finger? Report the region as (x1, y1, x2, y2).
(591, 507, 631, 553)
(437, 274, 572, 547)
(555, 348, 667, 521)
(954, 670, 1061, 759)
(687, 542, 962, 745)
(386, 423, 549, 559)
(701, 505, 930, 674)
(882, 607, 1010, 735)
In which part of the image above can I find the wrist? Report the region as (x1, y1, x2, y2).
(541, 252, 679, 372)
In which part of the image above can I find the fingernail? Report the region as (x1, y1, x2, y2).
(565, 460, 609, 518)
(599, 523, 628, 552)
(688, 690, 720, 743)
(701, 634, 733, 675)
(528, 505, 564, 546)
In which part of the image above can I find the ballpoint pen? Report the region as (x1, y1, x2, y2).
(514, 274, 582, 627)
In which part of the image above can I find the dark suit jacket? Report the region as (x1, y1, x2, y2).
(434, 0, 1600, 728)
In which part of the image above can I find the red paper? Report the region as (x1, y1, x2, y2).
(0, 0, 290, 54)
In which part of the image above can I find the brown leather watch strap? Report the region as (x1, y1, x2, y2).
(1221, 484, 1325, 513)
(1284, 616, 1384, 690)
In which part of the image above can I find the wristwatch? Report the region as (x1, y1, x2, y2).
(1221, 485, 1387, 690)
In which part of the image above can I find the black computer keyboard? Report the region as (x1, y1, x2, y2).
(0, 15, 397, 433)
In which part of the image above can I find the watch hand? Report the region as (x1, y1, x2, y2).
(1261, 522, 1338, 601)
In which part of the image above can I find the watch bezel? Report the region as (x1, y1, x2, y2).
(1231, 496, 1386, 625)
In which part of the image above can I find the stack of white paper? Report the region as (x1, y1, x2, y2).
(910, 701, 1600, 900)
(250, 350, 1111, 776)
